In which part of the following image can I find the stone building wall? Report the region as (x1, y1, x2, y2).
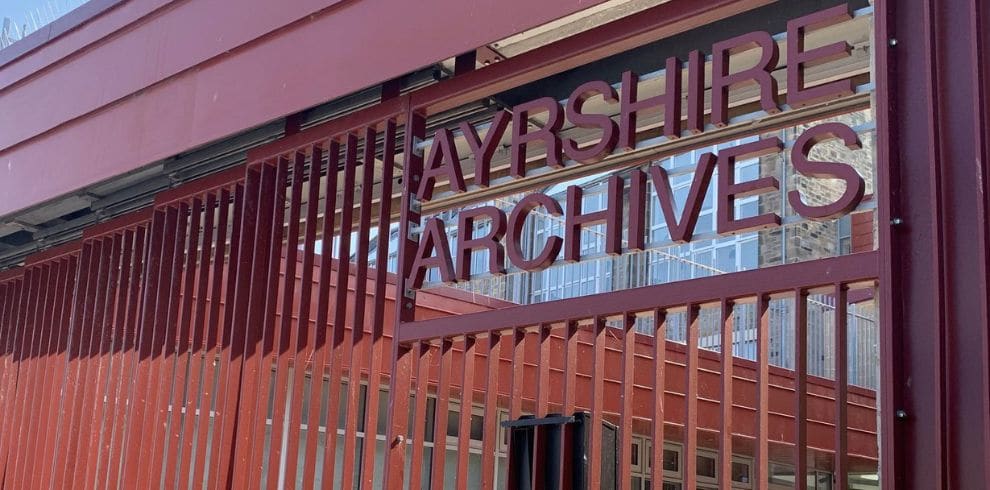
(758, 110, 875, 266)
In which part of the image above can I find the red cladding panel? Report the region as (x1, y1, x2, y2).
(0, 0, 610, 217)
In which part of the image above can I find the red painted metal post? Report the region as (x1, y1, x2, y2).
(0, 268, 26, 486)
(300, 141, 340, 490)
(408, 341, 431, 490)
(119, 211, 167, 489)
(35, 255, 79, 487)
(142, 202, 189, 486)
(61, 238, 111, 488)
(875, 0, 990, 487)
(231, 161, 280, 488)
(588, 316, 606, 487)
(719, 298, 734, 490)
(34, 262, 62, 488)
(651, 309, 667, 489)
(0, 272, 27, 483)
(190, 187, 232, 489)
(536, 324, 552, 419)
(176, 193, 218, 487)
(793, 289, 808, 489)
(504, 326, 526, 487)
(209, 183, 248, 490)
(81, 232, 124, 490)
(683, 304, 700, 490)
(322, 134, 359, 488)
(265, 152, 305, 490)
(384, 103, 424, 490)
(342, 128, 379, 490)
(559, 319, 578, 488)
(241, 159, 287, 486)
(14, 264, 52, 488)
(213, 173, 258, 489)
(480, 332, 502, 490)
(619, 313, 636, 490)
(430, 337, 454, 489)
(0, 282, 9, 478)
(90, 230, 131, 489)
(280, 146, 323, 490)
(753, 293, 770, 490)
(455, 335, 477, 489)
(530, 323, 552, 490)
(361, 119, 399, 490)
(13, 262, 50, 488)
(833, 284, 849, 489)
(10, 263, 40, 489)
(105, 226, 148, 488)
(40, 260, 70, 489)
(162, 197, 202, 490)
(253, 158, 290, 484)
(11, 262, 51, 489)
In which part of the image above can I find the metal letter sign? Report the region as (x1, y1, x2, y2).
(405, 3, 866, 289)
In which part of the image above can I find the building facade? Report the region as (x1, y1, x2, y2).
(0, 0, 987, 489)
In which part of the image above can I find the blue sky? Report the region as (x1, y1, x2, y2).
(0, 0, 85, 32)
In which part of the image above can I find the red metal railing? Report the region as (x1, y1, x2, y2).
(393, 253, 879, 490)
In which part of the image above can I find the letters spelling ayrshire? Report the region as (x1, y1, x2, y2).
(408, 4, 865, 290)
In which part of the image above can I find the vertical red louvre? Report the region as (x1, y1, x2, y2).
(212, 114, 403, 489)
(83, 170, 243, 490)
(32, 203, 163, 490)
(0, 266, 31, 487)
(102, 226, 148, 489)
(146, 172, 246, 490)
(263, 151, 305, 490)
(8, 258, 51, 489)
(59, 236, 112, 489)
(29, 252, 78, 488)
(0, 243, 79, 489)
(0, 270, 25, 483)
(63, 211, 150, 490)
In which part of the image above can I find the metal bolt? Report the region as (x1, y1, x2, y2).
(891, 218, 904, 226)
(405, 302, 413, 309)
(895, 409, 908, 420)
(888, 38, 898, 47)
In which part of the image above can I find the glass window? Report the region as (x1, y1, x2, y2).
(838, 215, 853, 254)
(697, 453, 717, 479)
(663, 448, 679, 473)
(732, 460, 751, 484)
(738, 161, 760, 182)
(447, 408, 460, 437)
(716, 246, 737, 273)
(697, 212, 714, 234)
(424, 398, 436, 443)
(740, 239, 758, 270)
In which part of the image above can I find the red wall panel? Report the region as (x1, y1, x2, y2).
(0, 0, 607, 217)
